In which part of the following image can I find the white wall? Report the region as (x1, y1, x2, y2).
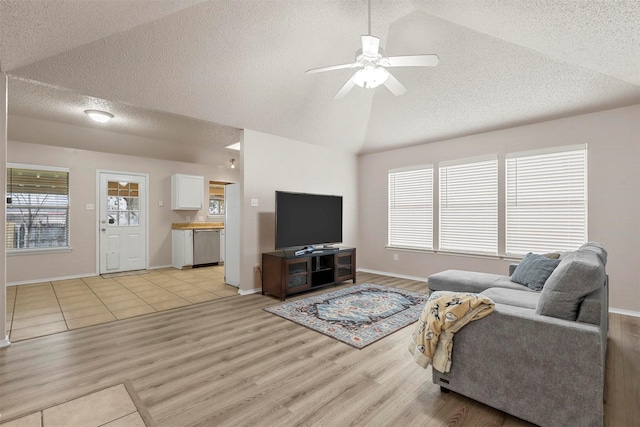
(7, 139, 239, 284)
(358, 105, 640, 312)
(240, 129, 358, 293)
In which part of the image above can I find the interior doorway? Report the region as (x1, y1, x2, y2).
(207, 180, 240, 287)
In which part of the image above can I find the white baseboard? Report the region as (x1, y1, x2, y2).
(357, 268, 428, 283)
(238, 287, 261, 296)
(0, 336, 10, 348)
(609, 308, 640, 318)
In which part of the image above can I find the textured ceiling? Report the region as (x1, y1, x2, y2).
(0, 0, 208, 71)
(8, 77, 242, 151)
(1, 0, 638, 155)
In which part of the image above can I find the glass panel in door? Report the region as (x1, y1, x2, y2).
(107, 181, 140, 226)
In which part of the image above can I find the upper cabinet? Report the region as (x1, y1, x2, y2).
(172, 174, 204, 210)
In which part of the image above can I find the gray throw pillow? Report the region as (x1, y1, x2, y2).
(510, 253, 561, 291)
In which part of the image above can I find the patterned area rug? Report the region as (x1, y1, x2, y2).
(264, 283, 430, 349)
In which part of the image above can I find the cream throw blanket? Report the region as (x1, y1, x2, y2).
(408, 291, 495, 373)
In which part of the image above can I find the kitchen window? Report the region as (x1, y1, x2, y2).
(208, 184, 225, 216)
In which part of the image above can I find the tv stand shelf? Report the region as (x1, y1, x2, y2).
(262, 248, 356, 301)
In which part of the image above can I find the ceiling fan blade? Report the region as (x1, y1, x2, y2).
(385, 54, 439, 67)
(361, 35, 380, 57)
(383, 72, 407, 96)
(334, 77, 357, 99)
(306, 63, 357, 74)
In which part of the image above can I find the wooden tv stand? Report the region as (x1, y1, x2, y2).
(261, 247, 356, 301)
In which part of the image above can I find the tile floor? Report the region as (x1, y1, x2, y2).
(5, 265, 237, 342)
(0, 383, 153, 426)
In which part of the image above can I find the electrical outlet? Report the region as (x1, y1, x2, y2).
(186, 216, 191, 222)
(251, 198, 259, 207)
(158, 200, 164, 207)
(198, 216, 204, 222)
(393, 253, 399, 261)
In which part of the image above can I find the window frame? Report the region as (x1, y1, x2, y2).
(387, 165, 434, 250)
(505, 144, 588, 256)
(6, 163, 71, 254)
(438, 155, 499, 256)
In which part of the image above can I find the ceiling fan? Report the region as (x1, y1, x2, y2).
(306, 0, 439, 99)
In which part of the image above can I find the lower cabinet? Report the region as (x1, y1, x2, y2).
(261, 248, 356, 301)
(172, 229, 194, 269)
(172, 228, 223, 269)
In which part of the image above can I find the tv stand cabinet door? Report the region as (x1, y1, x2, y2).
(283, 258, 312, 296)
(335, 249, 356, 283)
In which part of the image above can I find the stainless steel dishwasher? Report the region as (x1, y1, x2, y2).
(193, 229, 221, 265)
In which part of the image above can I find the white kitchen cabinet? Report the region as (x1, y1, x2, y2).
(171, 174, 204, 210)
(172, 229, 193, 269)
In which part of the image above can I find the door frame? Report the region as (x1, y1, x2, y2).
(95, 170, 150, 275)
(224, 182, 240, 287)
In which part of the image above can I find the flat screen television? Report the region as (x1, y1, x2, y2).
(275, 191, 343, 249)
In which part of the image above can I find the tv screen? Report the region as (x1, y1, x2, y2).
(275, 191, 343, 249)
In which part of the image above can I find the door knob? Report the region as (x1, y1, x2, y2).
(101, 228, 106, 232)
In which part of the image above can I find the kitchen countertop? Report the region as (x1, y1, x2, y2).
(172, 222, 224, 230)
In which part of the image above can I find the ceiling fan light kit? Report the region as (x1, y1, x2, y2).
(306, 0, 438, 99)
(352, 64, 389, 88)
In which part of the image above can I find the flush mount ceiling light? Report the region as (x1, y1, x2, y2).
(305, 0, 439, 98)
(84, 109, 114, 123)
(225, 142, 241, 151)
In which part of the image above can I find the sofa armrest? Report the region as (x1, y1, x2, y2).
(432, 304, 604, 427)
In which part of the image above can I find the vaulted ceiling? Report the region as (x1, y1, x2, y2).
(1, 0, 638, 155)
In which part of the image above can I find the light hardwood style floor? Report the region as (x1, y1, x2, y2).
(5, 266, 236, 342)
(1, 272, 638, 426)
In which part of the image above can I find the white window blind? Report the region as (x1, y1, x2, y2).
(506, 145, 587, 255)
(388, 166, 433, 250)
(439, 157, 498, 255)
(6, 164, 70, 250)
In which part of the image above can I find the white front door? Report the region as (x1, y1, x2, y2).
(98, 172, 147, 274)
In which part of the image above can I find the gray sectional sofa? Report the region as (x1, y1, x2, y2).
(427, 242, 608, 427)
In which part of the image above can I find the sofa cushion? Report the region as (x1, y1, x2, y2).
(510, 253, 561, 291)
(578, 241, 608, 265)
(480, 288, 539, 309)
(428, 270, 530, 294)
(577, 286, 605, 325)
(535, 249, 605, 321)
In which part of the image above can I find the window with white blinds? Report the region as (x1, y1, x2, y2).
(388, 166, 433, 250)
(506, 145, 587, 255)
(439, 157, 498, 255)
(6, 164, 70, 250)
